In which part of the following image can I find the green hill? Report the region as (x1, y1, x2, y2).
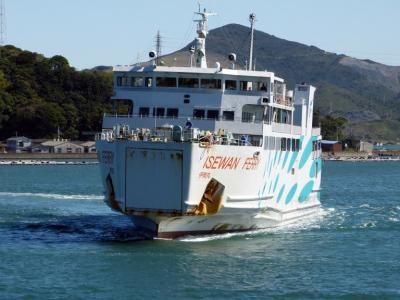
(0, 45, 113, 140)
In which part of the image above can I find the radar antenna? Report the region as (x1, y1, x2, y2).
(193, 6, 216, 68)
(248, 13, 256, 71)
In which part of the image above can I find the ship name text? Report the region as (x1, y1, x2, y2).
(202, 155, 259, 171)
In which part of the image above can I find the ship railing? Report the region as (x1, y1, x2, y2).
(273, 95, 293, 107)
(96, 126, 258, 147)
(271, 122, 296, 134)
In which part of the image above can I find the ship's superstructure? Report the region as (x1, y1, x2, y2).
(96, 9, 322, 238)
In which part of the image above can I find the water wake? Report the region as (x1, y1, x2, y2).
(0, 192, 104, 201)
(179, 207, 334, 243)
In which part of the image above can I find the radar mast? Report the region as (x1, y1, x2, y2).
(248, 13, 256, 71)
(193, 6, 216, 68)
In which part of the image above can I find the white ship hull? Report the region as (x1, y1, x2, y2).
(96, 133, 322, 238)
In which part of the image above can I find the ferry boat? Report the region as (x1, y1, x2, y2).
(96, 9, 322, 239)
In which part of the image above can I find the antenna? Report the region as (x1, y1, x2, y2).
(0, 0, 6, 46)
(248, 13, 256, 71)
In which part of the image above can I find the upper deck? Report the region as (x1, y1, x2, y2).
(103, 9, 319, 142)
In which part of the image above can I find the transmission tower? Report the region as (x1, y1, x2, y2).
(155, 30, 162, 64)
(0, 0, 5, 46)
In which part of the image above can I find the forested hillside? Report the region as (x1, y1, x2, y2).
(0, 45, 113, 140)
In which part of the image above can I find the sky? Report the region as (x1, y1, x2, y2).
(4, 0, 400, 69)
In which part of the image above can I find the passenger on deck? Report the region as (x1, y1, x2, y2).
(185, 118, 192, 129)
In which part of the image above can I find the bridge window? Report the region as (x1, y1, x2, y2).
(139, 107, 150, 117)
(131, 77, 144, 87)
(112, 99, 133, 115)
(240, 80, 268, 91)
(207, 110, 219, 120)
(116, 76, 129, 87)
(201, 79, 221, 89)
(166, 108, 179, 118)
(225, 80, 237, 90)
(153, 107, 165, 117)
(145, 77, 153, 87)
(222, 111, 234, 121)
(193, 109, 205, 119)
(178, 78, 199, 88)
(156, 77, 177, 87)
(242, 104, 264, 123)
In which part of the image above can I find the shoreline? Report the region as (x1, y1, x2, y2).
(0, 153, 98, 165)
(324, 158, 400, 162)
(0, 153, 97, 160)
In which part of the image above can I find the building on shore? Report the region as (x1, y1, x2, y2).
(80, 141, 97, 153)
(6, 136, 32, 153)
(321, 140, 342, 154)
(30, 144, 50, 153)
(358, 141, 374, 155)
(0, 142, 6, 153)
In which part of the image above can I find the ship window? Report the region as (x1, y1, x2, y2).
(287, 138, 291, 151)
(139, 107, 150, 117)
(153, 107, 165, 117)
(121, 77, 129, 86)
(145, 77, 153, 87)
(225, 80, 237, 90)
(281, 138, 287, 151)
(193, 109, 205, 119)
(222, 111, 234, 121)
(156, 77, 177, 87)
(291, 139, 296, 152)
(207, 110, 219, 120)
(240, 80, 263, 91)
(166, 108, 179, 118)
(116, 76, 129, 87)
(240, 81, 251, 91)
(112, 99, 133, 115)
(275, 138, 281, 151)
(259, 82, 268, 91)
(179, 78, 199, 88)
(268, 137, 275, 150)
(200, 79, 221, 89)
(131, 77, 144, 87)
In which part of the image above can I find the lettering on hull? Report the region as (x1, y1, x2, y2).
(202, 155, 259, 170)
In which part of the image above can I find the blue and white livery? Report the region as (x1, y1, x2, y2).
(96, 9, 322, 238)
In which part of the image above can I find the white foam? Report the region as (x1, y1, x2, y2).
(360, 204, 370, 208)
(0, 192, 104, 201)
(179, 207, 333, 243)
(360, 221, 376, 228)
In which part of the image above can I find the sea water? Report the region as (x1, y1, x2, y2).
(0, 162, 399, 299)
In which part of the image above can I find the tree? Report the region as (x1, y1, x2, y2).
(320, 115, 347, 141)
